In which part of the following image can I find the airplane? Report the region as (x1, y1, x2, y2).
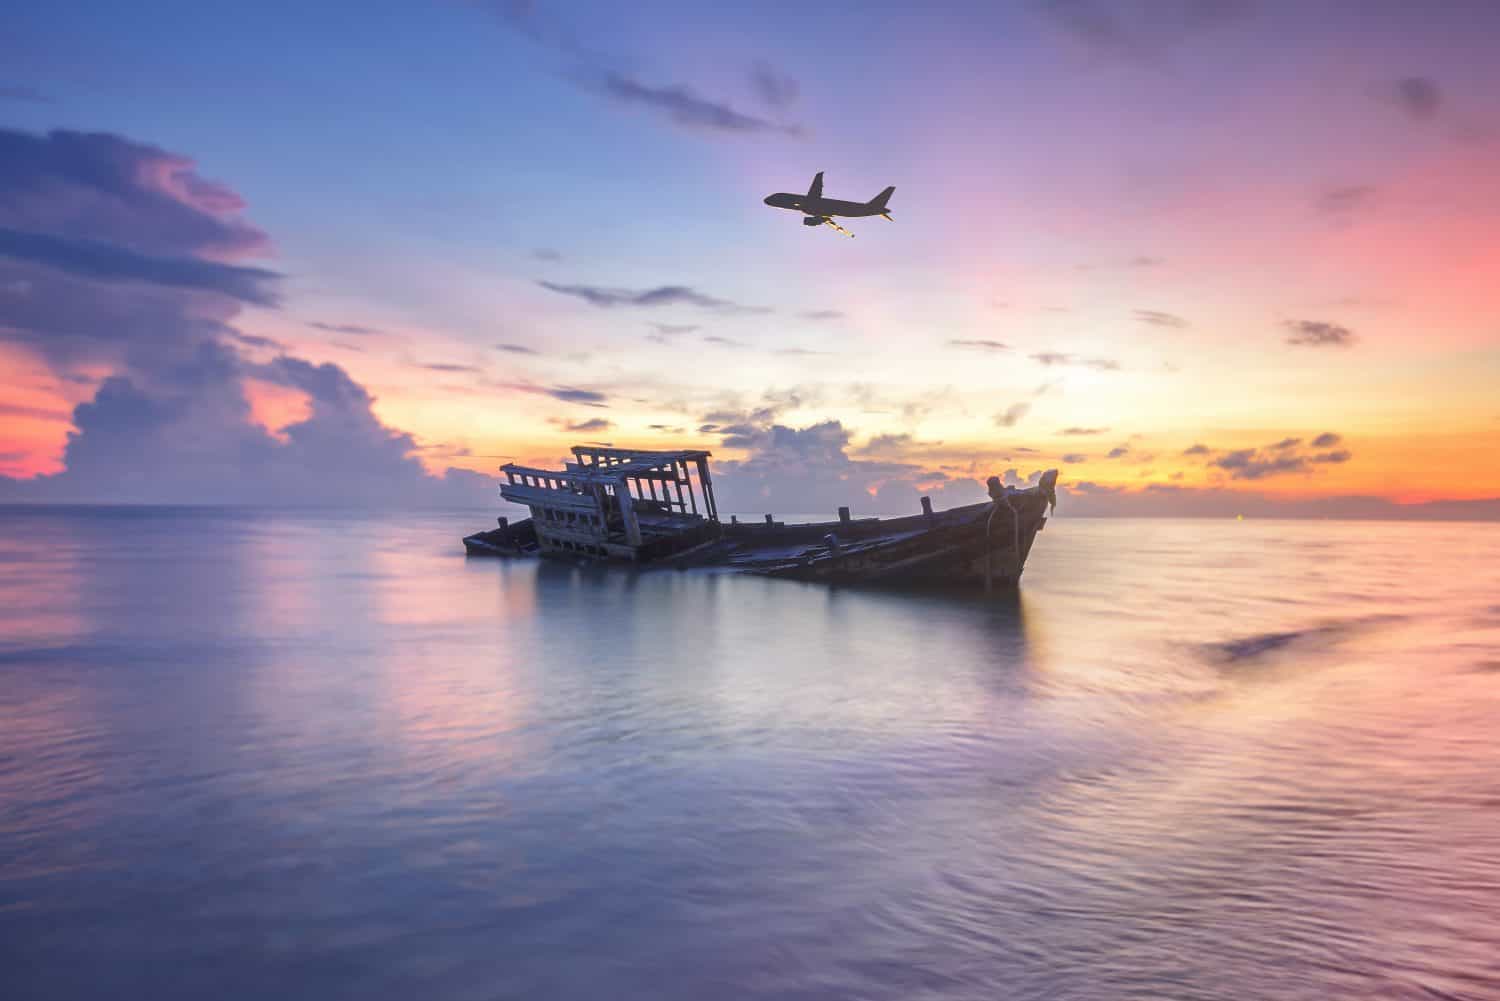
(763, 171, 894, 237)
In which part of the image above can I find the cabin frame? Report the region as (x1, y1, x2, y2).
(500, 446, 720, 560)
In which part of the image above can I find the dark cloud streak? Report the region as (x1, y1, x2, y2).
(1317, 185, 1377, 217)
(1037, 0, 1253, 64)
(540, 281, 769, 314)
(750, 62, 800, 109)
(309, 321, 385, 336)
(0, 227, 279, 306)
(491, 2, 806, 140)
(594, 72, 803, 136)
(1284, 319, 1355, 348)
(1387, 76, 1443, 120)
(551, 417, 612, 433)
(419, 362, 481, 374)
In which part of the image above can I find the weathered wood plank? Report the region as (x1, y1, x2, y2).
(499, 484, 602, 512)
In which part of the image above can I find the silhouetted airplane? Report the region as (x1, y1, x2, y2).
(763, 172, 894, 237)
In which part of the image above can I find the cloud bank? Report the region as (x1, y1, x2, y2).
(539, 280, 769, 313)
(712, 420, 986, 516)
(0, 127, 491, 508)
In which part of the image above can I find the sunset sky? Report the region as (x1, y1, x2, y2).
(2, 1, 1497, 515)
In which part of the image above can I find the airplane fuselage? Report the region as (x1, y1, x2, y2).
(762, 193, 883, 218)
(764, 173, 893, 236)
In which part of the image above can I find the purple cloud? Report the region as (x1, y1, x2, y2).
(0, 126, 494, 507)
(0, 227, 279, 305)
(1385, 76, 1442, 120)
(0, 128, 269, 259)
(596, 72, 804, 137)
(418, 362, 482, 374)
(309, 321, 385, 336)
(750, 62, 800, 109)
(1317, 185, 1377, 217)
(540, 281, 769, 313)
(550, 417, 612, 433)
(712, 419, 985, 515)
(510, 384, 610, 407)
(1284, 319, 1355, 347)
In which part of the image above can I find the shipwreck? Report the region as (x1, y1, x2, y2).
(463, 445, 1058, 590)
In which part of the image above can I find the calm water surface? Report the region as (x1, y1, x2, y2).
(2, 508, 1498, 1000)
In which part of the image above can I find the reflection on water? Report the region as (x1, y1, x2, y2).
(2, 507, 1499, 1000)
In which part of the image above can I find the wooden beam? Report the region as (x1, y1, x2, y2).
(499, 484, 602, 512)
(572, 445, 711, 461)
(696, 457, 718, 522)
(615, 477, 642, 547)
(622, 470, 686, 482)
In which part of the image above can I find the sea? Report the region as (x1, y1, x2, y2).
(2, 506, 1498, 1001)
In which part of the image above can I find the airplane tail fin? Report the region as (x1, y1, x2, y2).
(868, 186, 895, 211)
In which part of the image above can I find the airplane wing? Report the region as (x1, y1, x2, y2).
(822, 216, 854, 238)
(807, 171, 824, 199)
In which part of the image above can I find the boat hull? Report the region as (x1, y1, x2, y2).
(705, 494, 1050, 589)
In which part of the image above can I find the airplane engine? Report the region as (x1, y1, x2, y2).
(802, 216, 823, 227)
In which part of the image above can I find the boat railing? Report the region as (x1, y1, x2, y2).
(502, 465, 597, 495)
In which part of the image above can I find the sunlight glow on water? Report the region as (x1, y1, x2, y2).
(2, 508, 1498, 999)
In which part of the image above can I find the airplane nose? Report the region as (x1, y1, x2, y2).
(763, 195, 774, 205)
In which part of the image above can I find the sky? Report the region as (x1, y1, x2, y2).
(1, 0, 1498, 516)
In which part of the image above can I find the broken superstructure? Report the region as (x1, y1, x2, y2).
(495, 446, 721, 561)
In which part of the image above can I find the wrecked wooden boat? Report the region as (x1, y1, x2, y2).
(463, 445, 1059, 590)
